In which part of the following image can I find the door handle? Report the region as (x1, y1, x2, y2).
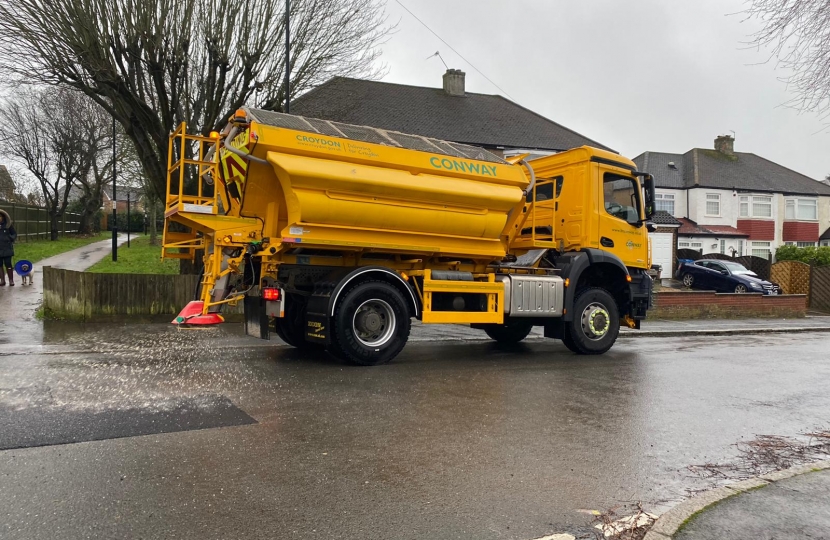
(600, 237, 614, 248)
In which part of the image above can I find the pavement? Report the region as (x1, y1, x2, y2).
(1, 240, 829, 539)
(0, 234, 130, 338)
(647, 463, 830, 540)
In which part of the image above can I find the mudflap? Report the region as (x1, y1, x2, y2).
(244, 295, 270, 340)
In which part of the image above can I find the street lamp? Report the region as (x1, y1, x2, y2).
(111, 116, 117, 261)
(285, 0, 290, 113)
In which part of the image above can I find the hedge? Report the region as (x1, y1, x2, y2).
(775, 245, 830, 267)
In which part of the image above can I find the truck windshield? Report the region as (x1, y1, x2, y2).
(603, 173, 641, 226)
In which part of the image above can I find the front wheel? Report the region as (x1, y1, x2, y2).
(330, 281, 411, 365)
(563, 287, 620, 355)
(481, 319, 534, 344)
(734, 284, 747, 293)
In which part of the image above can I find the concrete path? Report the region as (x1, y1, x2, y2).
(672, 469, 830, 540)
(0, 235, 130, 341)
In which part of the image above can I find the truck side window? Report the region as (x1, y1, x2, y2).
(526, 175, 563, 202)
(603, 173, 640, 225)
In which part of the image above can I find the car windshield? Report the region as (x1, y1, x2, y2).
(721, 261, 754, 275)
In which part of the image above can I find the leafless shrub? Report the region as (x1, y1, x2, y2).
(688, 428, 830, 481)
(590, 502, 656, 540)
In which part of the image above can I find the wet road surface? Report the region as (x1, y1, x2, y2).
(1, 322, 829, 539)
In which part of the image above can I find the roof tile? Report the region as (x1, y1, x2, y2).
(291, 77, 613, 152)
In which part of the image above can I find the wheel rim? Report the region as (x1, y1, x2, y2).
(735, 285, 746, 293)
(581, 302, 610, 341)
(352, 299, 396, 347)
(683, 274, 693, 287)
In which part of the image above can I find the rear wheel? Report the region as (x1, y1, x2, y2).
(682, 273, 695, 288)
(482, 319, 534, 344)
(563, 287, 619, 355)
(274, 294, 318, 349)
(330, 281, 411, 365)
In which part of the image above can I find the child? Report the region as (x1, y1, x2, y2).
(0, 209, 17, 286)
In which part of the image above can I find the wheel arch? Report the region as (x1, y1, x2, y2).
(328, 267, 419, 318)
(555, 249, 631, 320)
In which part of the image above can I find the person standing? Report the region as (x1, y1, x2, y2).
(0, 209, 17, 286)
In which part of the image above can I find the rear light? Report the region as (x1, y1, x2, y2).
(262, 288, 281, 301)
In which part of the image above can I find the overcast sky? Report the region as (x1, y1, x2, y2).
(376, 0, 829, 180)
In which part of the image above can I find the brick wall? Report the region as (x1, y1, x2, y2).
(782, 221, 819, 242)
(652, 290, 806, 319)
(737, 219, 775, 241)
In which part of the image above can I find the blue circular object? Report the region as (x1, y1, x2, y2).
(15, 260, 33, 276)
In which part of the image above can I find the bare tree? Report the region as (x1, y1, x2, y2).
(744, 0, 830, 116)
(0, 88, 98, 239)
(0, 0, 390, 202)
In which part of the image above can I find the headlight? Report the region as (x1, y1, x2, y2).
(749, 282, 762, 289)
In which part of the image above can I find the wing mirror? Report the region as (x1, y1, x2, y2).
(634, 172, 656, 221)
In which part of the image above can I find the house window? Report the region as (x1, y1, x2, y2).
(737, 240, 744, 256)
(751, 241, 771, 259)
(797, 241, 816, 248)
(785, 198, 817, 221)
(720, 239, 726, 254)
(752, 196, 772, 218)
(655, 193, 675, 215)
(740, 195, 773, 218)
(690, 242, 702, 249)
(705, 193, 720, 216)
(821, 240, 830, 247)
(784, 242, 795, 246)
(678, 242, 690, 248)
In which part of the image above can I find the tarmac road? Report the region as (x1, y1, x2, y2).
(1, 323, 829, 540)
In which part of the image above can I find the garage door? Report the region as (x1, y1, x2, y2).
(649, 232, 674, 279)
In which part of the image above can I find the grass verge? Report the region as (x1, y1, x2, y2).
(86, 236, 179, 274)
(14, 232, 109, 264)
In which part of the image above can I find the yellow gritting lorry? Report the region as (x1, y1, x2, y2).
(162, 107, 656, 365)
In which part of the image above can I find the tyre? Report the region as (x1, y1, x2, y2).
(734, 284, 747, 293)
(273, 294, 318, 349)
(682, 273, 694, 288)
(482, 319, 534, 344)
(564, 287, 620, 355)
(330, 281, 411, 366)
(560, 327, 580, 353)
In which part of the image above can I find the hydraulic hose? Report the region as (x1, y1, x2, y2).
(519, 159, 536, 197)
(223, 126, 268, 164)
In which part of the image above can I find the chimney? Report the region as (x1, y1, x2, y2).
(442, 69, 466, 97)
(714, 134, 735, 156)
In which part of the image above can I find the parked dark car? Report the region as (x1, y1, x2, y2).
(675, 259, 780, 294)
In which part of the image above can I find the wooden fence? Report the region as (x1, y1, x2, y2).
(43, 266, 201, 320)
(770, 260, 811, 296)
(42, 266, 244, 320)
(810, 266, 830, 313)
(0, 199, 80, 241)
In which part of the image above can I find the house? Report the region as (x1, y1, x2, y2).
(102, 186, 145, 213)
(633, 136, 830, 264)
(290, 69, 613, 158)
(649, 211, 682, 278)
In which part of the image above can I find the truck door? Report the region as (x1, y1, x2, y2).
(598, 172, 648, 268)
